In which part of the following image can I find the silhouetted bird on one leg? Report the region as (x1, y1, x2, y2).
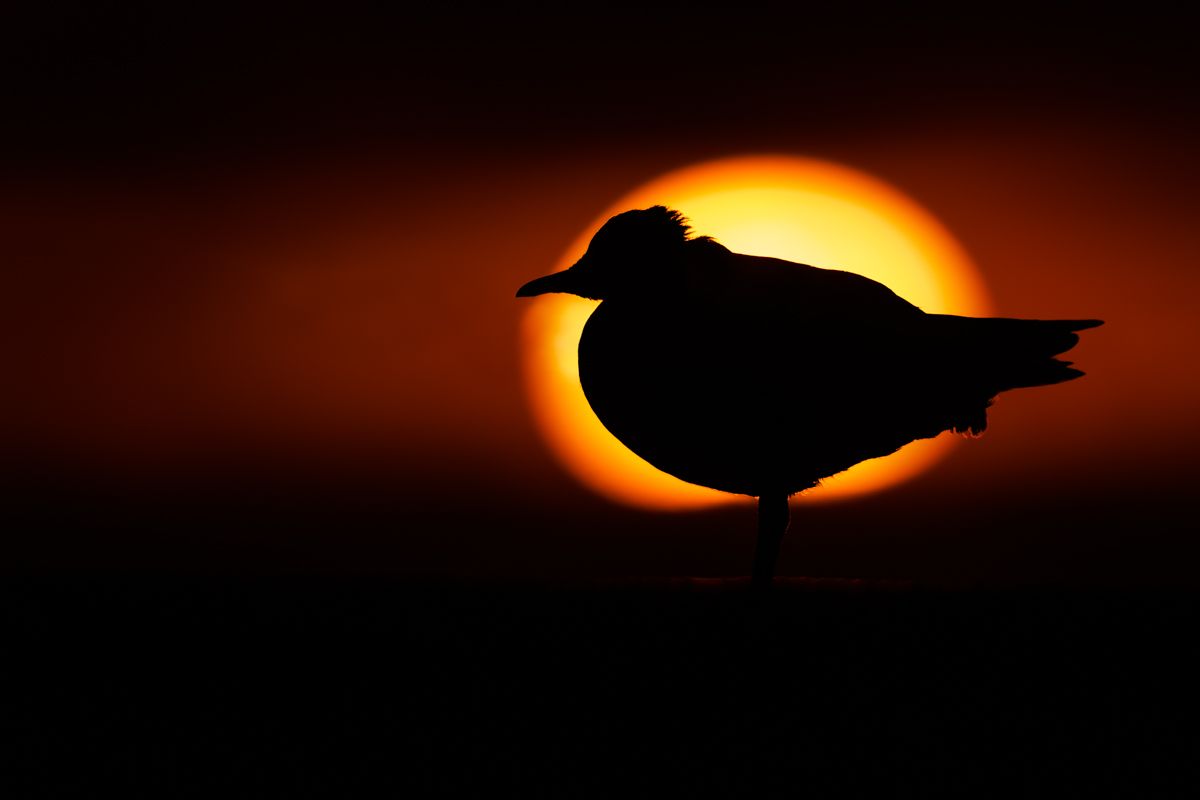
(517, 207, 1102, 588)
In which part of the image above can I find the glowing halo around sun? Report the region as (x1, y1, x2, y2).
(521, 155, 992, 511)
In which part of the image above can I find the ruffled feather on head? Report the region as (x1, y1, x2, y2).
(590, 206, 710, 253)
(643, 206, 695, 241)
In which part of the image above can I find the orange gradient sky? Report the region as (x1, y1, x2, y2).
(5, 5, 1199, 583)
(6, 124, 1198, 518)
(5, 122, 1200, 583)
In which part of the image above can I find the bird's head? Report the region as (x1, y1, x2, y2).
(516, 206, 699, 301)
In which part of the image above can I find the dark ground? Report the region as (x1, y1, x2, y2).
(3, 577, 1197, 795)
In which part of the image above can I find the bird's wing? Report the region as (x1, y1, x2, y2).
(716, 253, 925, 321)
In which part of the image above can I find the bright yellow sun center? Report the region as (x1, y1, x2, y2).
(522, 155, 991, 510)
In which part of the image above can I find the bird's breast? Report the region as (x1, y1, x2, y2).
(578, 299, 790, 494)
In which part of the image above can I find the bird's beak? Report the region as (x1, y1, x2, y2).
(516, 269, 575, 298)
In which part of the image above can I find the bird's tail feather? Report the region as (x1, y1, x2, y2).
(928, 315, 1103, 392)
(1001, 358, 1085, 389)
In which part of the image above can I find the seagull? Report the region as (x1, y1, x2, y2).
(517, 206, 1102, 587)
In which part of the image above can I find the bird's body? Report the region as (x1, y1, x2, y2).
(517, 206, 1102, 583)
(579, 240, 1096, 496)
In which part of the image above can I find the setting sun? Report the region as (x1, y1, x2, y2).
(522, 155, 992, 511)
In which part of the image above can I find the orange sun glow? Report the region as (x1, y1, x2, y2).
(522, 155, 991, 510)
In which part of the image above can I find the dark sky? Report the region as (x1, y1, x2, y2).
(5, 4, 1196, 164)
(4, 4, 1199, 584)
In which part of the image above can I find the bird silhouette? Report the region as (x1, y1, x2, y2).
(517, 206, 1102, 587)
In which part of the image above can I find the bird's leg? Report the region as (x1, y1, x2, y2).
(752, 493, 790, 589)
